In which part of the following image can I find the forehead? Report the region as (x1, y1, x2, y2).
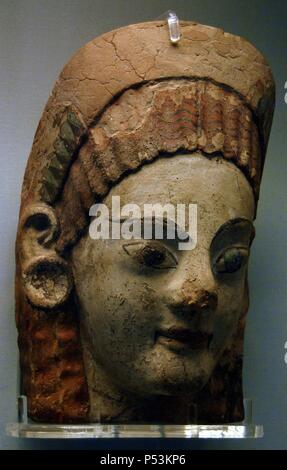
(104, 153, 255, 236)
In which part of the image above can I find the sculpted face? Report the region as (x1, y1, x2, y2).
(71, 154, 255, 409)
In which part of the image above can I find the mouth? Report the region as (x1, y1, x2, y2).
(156, 327, 212, 352)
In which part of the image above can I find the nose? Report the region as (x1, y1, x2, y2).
(166, 279, 218, 317)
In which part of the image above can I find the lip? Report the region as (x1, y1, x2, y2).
(156, 327, 212, 351)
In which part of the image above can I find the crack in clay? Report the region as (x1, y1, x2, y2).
(102, 33, 145, 81)
(236, 174, 244, 202)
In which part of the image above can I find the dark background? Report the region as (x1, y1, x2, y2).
(0, 0, 286, 449)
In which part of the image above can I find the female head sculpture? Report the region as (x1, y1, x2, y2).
(15, 21, 275, 423)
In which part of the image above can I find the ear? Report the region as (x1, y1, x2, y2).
(18, 203, 73, 309)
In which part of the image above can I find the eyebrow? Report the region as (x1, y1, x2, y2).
(211, 217, 255, 247)
(109, 215, 191, 243)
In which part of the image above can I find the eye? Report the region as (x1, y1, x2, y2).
(123, 241, 178, 269)
(213, 247, 249, 274)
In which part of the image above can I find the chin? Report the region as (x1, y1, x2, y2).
(155, 378, 208, 397)
(131, 354, 216, 398)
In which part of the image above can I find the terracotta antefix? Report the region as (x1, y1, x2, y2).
(15, 21, 275, 424)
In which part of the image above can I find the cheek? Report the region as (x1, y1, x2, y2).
(79, 259, 162, 360)
(211, 275, 247, 350)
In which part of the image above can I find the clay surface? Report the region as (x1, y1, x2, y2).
(15, 21, 275, 423)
